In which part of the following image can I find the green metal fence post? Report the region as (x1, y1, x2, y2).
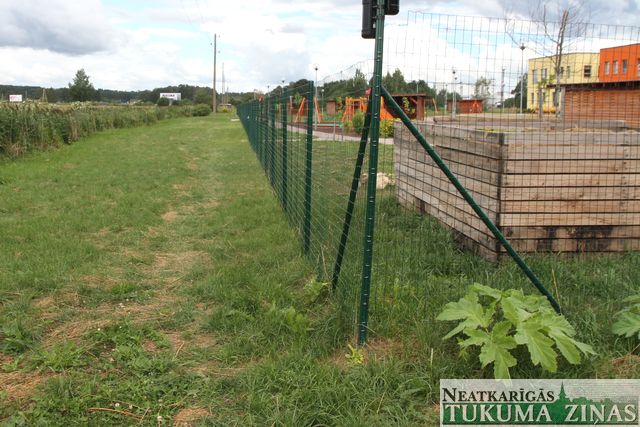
(303, 82, 314, 255)
(331, 94, 372, 290)
(259, 100, 265, 168)
(380, 86, 561, 314)
(281, 90, 288, 213)
(358, 0, 387, 346)
(271, 95, 277, 186)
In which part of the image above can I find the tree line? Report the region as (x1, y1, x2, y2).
(0, 69, 249, 106)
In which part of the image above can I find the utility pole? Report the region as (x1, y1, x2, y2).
(520, 43, 525, 114)
(212, 33, 217, 114)
(500, 67, 505, 112)
(451, 68, 457, 120)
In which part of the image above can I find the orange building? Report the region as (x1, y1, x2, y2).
(599, 43, 640, 82)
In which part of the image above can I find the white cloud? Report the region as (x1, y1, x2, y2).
(0, 0, 114, 55)
(0, 0, 638, 93)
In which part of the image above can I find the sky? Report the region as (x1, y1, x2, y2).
(0, 0, 638, 93)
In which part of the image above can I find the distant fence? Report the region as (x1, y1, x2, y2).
(238, 12, 640, 343)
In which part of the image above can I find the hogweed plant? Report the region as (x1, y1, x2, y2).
(437, 284, 595, 379)
(612, 294, 640, 341)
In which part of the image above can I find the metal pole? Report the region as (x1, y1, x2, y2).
(501, 67, 505, 112)
(314, 65, 319, 129)
(281, 88, 288, 212)
(451, 68, 457, 119)
(212, 34, 217, 114)
(358, 0, 386, 346)
(332, 93, 372, 290)
(303, 82, 314, 254)
(520, 43, 525, 114)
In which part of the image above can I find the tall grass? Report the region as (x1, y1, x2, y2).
(0, 101, 209, 158)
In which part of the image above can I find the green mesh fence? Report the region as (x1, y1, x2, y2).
(238, 12, 640, 345)
(238, 82, 374, 337)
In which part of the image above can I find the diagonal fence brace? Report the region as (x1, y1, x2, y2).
(381, 86, 561, 314)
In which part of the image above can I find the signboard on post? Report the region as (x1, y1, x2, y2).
(9, 95, 23, 102)
(159, 93, 181, 101)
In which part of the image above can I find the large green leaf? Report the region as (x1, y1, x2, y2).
(612, 311, 640, 339)
(443, 322, 468, 340)
(515, 319, 558, 372)
(478, 321, 517, 379)
(541, 312, 594, 363)
(547, 330, 581, 364)
(459, 328, 490, 349)
(501, 296, 534, 325)
(470, 283, 503, 300)
(437, 292, 493, 329)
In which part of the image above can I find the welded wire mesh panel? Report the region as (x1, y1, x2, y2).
(366, 12, 640, 337)
(382, 12, 640, 260)
(240, 11, 640, 343)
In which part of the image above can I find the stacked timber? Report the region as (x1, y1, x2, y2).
(394, 121, 640, 259)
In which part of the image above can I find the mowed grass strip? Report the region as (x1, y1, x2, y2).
(0, 114, 438, 425)
(0, 113, 637, 426)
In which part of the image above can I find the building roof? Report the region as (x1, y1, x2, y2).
(528, 52, 599, 61)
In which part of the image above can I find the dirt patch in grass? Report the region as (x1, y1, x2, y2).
(43, 318, 105, 347)
(203, 199, 220, 209)
(191, 361, 251, 379)
(365, 337, 407, 361)
(172, 407, 210, 426)
(0, 353, 14, 367)
(0, 370, 53, 401)
(326, 338, 408, 369)
(147, 226, 162, 237)
(34, 296, 56, 310)
(82, 275, 120, 288)
(599, 354, 640, 378)
(186, 159, 199, 172)
(161, 211, 178, 222)
(327, 349, 350, 370)
(142, 340, 159, 353)
(94, 227, 110, 238)
(152, 251, 209, 274)
(164, 330, 217, 358)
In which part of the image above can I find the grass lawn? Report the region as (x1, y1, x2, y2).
(0, 114, 638, 425)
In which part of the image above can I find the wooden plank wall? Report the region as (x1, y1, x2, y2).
(502, 131, 640, 253)
(394, 122, 640, 259)
(393, 122, 504, 259)
(564, 88, 640, 129)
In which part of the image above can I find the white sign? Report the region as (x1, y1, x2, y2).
(441, 379, 640, 426)
(9, 95, 23, 102)
(159, 93, 181, 101)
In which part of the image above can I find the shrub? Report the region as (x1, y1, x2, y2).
(380, 119, 394, 138)
(192, 104, 212, 117)
(351, 111, 365, 134)
(156, 97, 170, 107)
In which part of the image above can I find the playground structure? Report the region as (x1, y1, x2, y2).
(293, 97, 323, 123)
(447, 99, 484, 114)
(287, 93, 431, 126)
(340, 94, 430, 124)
